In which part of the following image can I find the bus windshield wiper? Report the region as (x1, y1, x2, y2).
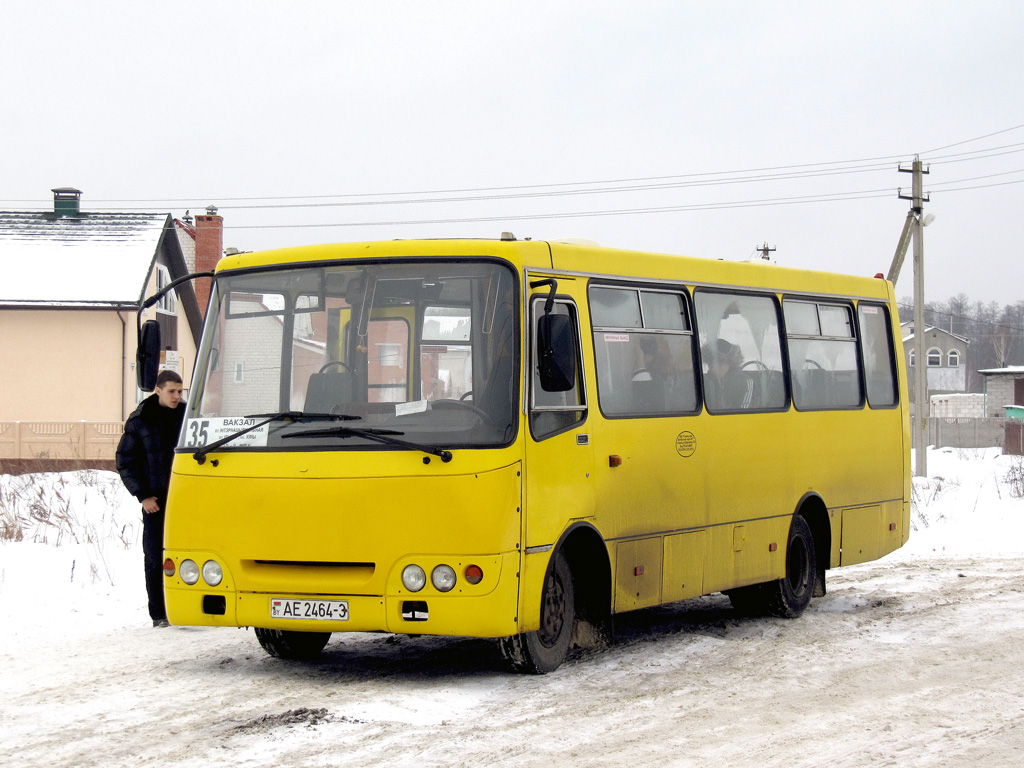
(281, 425, 453, 463)
(192, 411, 358, 465)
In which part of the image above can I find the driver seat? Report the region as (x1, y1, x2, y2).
(305, 372, 355, 413)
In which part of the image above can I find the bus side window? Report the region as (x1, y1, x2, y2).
(590, 286, 698, 417)
(858, 303, 898, 407)
(784, 300, 862, 411)
(694, 290, 787, 413)
(530, 299, 587, 439)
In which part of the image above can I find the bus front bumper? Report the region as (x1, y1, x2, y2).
(164, 550, 522, 638)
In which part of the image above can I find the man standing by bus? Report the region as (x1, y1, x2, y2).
(116, 370, 186, 627)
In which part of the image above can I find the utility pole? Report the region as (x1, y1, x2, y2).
(756, 242, 776, 261)
(898, 157, 930, 477)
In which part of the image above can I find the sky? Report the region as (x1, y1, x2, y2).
(2, 1, 1023, 305)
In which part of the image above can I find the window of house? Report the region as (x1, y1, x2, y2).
(377, 343, 403, 368)
(154, 265, 179, 351)
(948, 349, 960, 368)
(927, 348, 942, 367)
(908, 349, 915, 367)
(155, 265, 177, 315)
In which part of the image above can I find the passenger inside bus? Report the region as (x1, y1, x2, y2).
(630, 335, 696, 413)
(705, 338, 755, 410)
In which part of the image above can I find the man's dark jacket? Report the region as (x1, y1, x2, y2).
(116, 394, 186, 502)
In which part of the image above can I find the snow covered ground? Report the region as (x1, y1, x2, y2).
(2, 448, 1023, 767)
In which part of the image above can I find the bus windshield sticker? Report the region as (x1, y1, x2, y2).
(184, 418, 269, 449)
(604, 333, 630, 342)
(396, 400, 429, 416)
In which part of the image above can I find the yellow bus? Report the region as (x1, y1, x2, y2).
(148, 236, 909, 673)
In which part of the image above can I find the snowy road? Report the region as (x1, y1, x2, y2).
(4, 552, 1024, 768)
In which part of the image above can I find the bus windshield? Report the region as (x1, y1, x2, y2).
(185, 259, 518, 451)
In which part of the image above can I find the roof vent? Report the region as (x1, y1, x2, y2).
(52, 187, 82, 218)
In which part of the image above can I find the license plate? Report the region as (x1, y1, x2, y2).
(270, 598, 349, 621)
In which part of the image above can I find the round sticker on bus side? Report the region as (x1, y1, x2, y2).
(675, 431, 696, 457)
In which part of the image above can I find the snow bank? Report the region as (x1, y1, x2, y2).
(902, 447, 1024, 558)
(0, 470, 144, 637)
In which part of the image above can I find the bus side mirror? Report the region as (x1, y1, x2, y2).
(137, 319, 161, 391)
(537, 314, 576, 392)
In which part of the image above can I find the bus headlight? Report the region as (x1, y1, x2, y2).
(180, 559, 200, 585)
(402, 564, 426, 592)
(202, 560, 223, 586)
(432, 564, 457, 592)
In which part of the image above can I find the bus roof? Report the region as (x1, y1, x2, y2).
(214, 238, 894, 301)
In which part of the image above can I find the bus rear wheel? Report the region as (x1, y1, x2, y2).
(254, 628, 331, 660)
(499, 552, 575, 674)
(727, 514, 817, 618)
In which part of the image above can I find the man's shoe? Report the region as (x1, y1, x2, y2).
(153, 619, 170, 628)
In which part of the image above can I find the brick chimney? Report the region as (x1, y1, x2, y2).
(194, 205, 223, 317)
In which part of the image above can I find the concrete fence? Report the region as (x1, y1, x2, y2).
(0, 421, 122, 473)
(913, 416, 1014, 452)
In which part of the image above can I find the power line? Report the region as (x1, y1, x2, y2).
(1, 175, 1018, 233)
(3, 149, 1017, 217)
(896, 301, 1024, 334)
(928, 167, 1024, 188)
(221, 187, 898, 230)
(22, 154, 911, 205)
(1, 125, 1021, 228)
(922, 122, 1024, 154)
(0, 159, 901, 210)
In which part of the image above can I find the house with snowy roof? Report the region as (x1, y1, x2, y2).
(0, 189, 222, 468)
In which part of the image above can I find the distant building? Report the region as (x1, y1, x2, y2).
(901, 321, 969, 400)
(978, 366, 1024, 419)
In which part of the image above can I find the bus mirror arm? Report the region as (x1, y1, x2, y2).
(135, 271, 216, 391)
(140, 271, 216, 312)
(529, 278, 558, 315)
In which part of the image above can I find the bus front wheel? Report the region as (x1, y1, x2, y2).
(499, 552, 575, 674)
(254, 628, 331, 660)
